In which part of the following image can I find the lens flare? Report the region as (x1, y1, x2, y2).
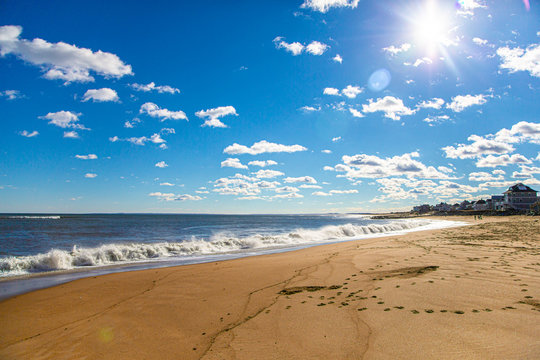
(368, 69, 391, 92)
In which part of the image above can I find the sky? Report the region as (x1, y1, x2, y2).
(0, 0, 539, 214)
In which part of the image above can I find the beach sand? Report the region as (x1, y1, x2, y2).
(1, 216, 539, 359)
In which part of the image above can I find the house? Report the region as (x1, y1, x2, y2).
(489, 195, 504, 211)
(458, 200, 472, 210)
(433, 202, 451, 212)
(473, 199, 488, 211)
(413, 204, 431, 213)
(503, 183, 538, 211)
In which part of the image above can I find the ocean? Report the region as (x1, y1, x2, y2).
(0, 213, 465, 298)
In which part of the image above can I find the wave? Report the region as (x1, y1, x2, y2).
(4, 215, 61, 219)
(0, 219, 435, 275)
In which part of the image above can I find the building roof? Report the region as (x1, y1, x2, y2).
(504, 183, 537, 193)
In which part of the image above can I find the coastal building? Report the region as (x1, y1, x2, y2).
(473, 199, 488, 211)
(413, 204, 431, 213)
(433, 202, 451, 212)
(489, 195, 504, 211)
(502, 183, 538, 211)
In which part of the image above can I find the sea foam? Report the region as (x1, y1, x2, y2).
(0, 219, 447, 275)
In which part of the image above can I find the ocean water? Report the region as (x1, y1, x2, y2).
(0, 213, 464, 278)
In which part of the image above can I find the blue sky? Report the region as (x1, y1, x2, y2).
(0, 0, 539, 213)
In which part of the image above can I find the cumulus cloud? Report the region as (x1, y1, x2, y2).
(84, 173, 97, 178)
(472, 37, 489, 46)
(195, 106, 238, 128)
(417, 98, 445, 109)
(273, 37, 328, 56)
(224, 140, 307, 155)
(446, 94, 488, 112)
(160, 182, 175, 186)
(63, 131, 79, 138)
(332, 136, 341, 142)
(456, 0, 486, 16)
(20, 130, 38, 137)
(284, 176, 317, 184)
(221, 158, 248, 169)
(334, 151, 451, 179)
(40, 111, 88, 130)
(130, 82, 179, 94)
(382, 43, 411, 55)
(273, 37, 304, 56)
(149, 192, 202, 201)
(341, 85, 363, 99)
(140, 102, 187, 121)
(213, 173, 280, 197)
(305, 41, 329, 55)
(0, 25, 132, 83)
(405, 57, 432, 67)
(82, 88, 118, 102)
(468, 171, 504, 181)
(312, 191, 331, 196)
(322, 150, 332, 154)
(497, 44, 540, 77)
(252, 169, 284, 179)
(155, 161, 168, 168)
(0, 89, 23, 100)
(362, 96, 415, 120)
(475, 154, 531, 168)
(248, 160, 277, 167)
(423, 115, 450, 125)
(333, 54, 343, 63)
(75, 154, 97, 160)
(442, 135, 514, 159)
(323, 87, 340, 96)
(300, 105, 321, 112)
(109, 129, 174, 148)
(300, 0, 359, 13)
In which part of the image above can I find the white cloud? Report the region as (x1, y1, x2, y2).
(273, 37, 304, 56)
(300, 184, 322, 189)
(472, 37, 489, 46)
(412, 57, 433, 67)
(140, 102, 187, 121)
(195, 106, 238, 128)
(382, 43, 411, 55)
(348, 108, 364, 118)
(322, 149, 332, 154)
(0, 25, 132, 83)
(248, 160, 277, 167)
(330, 189, 358, 194)
(333, 54, 343, 63)
(417, 98, 444, 109)
(224, 140, 307, 155)
(274, 192, 303, 199)
(160, 182, 175, 186)
(20, 130, 38, 137)
(443, 135, 514, 159)
(275, 186, 300, 193)
(0, 90, 23, 100)
(423, 115, 450, 125)
(82, 88, 118, 102)
(497, 44, 540, 77)
(75, 154, 97, 160)
(306, 41, 329, 55)
(475, 154, 531, 168)
(342, 85, 362, 99)
(284, 176, 317, 184)
(456, 0, 486, 16)
(300, 105, 321, 112)
(130, 82, 179, 94)
(332, 136, 341, 142)
(312, 191, 331, 196)
(149, 192, 202, 201)
(109, 129, 173, 148)
(447, 94, 488, 112)
(155, 161, 168, 168)
(335, 151, 451, 179)
(63, 131, 79, 139)
(40, 111, 88, 130)
(252, 169, 284, 179)
(300, 0, 359, 13)
(221, 158, 248, 169)
(362, 96, 415, 120)
(84, 173, 97, 178)
(124, 118, 141, 128)
(323, 87, 340, 96)
(468, 171, 504, 181)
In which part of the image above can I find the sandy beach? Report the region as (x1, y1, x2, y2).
(1, 215, 539, 359)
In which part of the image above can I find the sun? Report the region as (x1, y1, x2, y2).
(411, 1, 454, 54)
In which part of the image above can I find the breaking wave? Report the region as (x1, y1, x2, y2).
(0, 219, 437, 275)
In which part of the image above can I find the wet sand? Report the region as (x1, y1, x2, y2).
(1, 216, 539, 359)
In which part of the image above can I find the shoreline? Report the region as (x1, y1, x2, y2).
(0, 217, 467, 301)
(1, 215, 538, 359)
